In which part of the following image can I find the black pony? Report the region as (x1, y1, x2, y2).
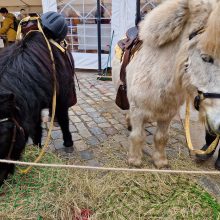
(0, 30, 76, 184)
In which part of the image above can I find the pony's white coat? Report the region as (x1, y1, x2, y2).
(112, 0, 220, 167)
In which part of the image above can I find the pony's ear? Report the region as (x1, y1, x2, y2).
(0, 92, 15, 118)
(198, 2, 220, 61)
(187, 0, 214, 39)
(139, 0, 189, 47)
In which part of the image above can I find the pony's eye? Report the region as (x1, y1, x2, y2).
(201, 54, 214, 64)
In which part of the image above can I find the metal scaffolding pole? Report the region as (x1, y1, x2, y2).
(135, 0, 141, 26)
(97, 0, 102, 74)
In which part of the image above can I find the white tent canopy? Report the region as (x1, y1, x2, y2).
(0, 0, 42, 7)
(0, 0, 42, 13)
(111, 0, 136, 58)
(0, 0, 137, 69)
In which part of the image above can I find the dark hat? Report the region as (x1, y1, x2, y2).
(0, 8, 8, 13)
(41, 11, 68, 41)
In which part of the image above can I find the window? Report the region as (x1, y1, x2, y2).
(57, 0, 112, 54)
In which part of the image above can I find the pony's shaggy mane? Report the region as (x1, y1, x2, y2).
(198, 3, 220, 60)
(139, 0, 189, 47)
(0, 30, 76, 184)
(0, 32, 53, 79)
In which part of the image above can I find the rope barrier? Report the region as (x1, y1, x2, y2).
(12, 17, 220, 177)
(0, 159, 220, 175)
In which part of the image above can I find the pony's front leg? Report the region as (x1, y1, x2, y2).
(128, 109, 145, 166)
(153, 120, 171, 168)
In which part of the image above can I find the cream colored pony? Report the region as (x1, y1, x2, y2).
(112, 0, 220, 168)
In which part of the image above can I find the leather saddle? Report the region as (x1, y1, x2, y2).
(117, 26, 139, 51)
(115, 26, 142, 110)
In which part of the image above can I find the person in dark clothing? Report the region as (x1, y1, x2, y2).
(17, 8, 27, 22)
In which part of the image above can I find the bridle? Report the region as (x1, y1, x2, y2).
(188, 29, 220, 111)
(0, 117, 25, 160)
(194, 91, 220, 111)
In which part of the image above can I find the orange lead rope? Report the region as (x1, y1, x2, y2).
(185, 97, 219, 155)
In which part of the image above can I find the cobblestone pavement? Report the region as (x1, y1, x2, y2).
(37, 71, 220, 201)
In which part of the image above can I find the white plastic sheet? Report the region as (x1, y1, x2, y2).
(111, 0, 136, 61)
(72, 52, 109, 70)
(42, 0, 57, 13)
(71, 0, 136, 69)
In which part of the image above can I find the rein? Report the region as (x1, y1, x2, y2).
(7, 125, 16, 160)
(194, 91, 220, 111)
(185, 29, 220, 155)
(15, 16, 58, 174)
(185, 98, 220, 155)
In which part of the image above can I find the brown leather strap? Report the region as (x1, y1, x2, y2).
(120, 44, 132, 83)
(6, 125, 16, 159)
(12, 118, 25, 137)
(119, 38, 142, 84)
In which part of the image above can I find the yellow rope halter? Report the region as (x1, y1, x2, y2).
(16, 16, 57, 174)
(185, 97, 219, 155)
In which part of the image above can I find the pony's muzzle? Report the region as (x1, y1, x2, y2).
(206, 113, 220, 135)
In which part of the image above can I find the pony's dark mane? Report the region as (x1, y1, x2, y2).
(0, 32, 58, 126)
(0, 27, 76, 185)
(0, 32, 53, 79)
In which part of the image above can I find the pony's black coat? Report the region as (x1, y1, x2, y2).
(0, 32, 76, 184)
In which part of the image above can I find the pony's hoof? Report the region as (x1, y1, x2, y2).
(153, 159, 168, 168)
(128, 156, 142, 167)
(64, 140, 73, 148)
(64, 146, 74, 153)
(153, 153, 168, 169)
(153, 159, 169, 169)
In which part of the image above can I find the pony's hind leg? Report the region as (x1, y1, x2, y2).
(128, 109, 146, 166)
(56, 105, 73, 153)
(153, 120, 171, 168)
